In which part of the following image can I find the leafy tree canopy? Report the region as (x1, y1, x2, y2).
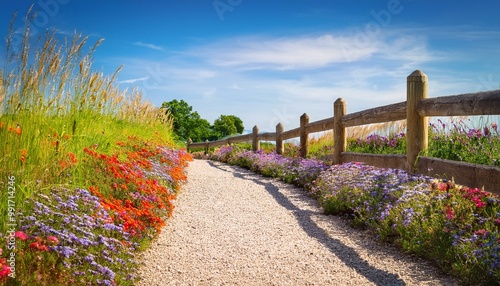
(212, 115, 244, 139)
(162, 100, 211, 142)
(162, 100, 244, 142)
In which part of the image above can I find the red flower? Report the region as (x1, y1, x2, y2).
(15, 231, 28, 240)
(29, 241, 48, 251)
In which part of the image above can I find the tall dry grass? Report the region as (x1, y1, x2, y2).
(0, 9, 173, 233)
(308, 120, 407, 152)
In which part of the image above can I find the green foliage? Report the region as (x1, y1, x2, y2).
(347, 133, 406, 154)
(0, 11, 189, 284)
(162, 99, 211, 142)
(161, 101, 245, 142)
(211, 115, 244, 139)
(426, 119, 500, 166)
(205, 148, 500, 285)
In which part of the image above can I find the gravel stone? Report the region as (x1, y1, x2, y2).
(137, 159, 459, 285)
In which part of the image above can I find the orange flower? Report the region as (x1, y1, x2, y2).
(59, 160, 69, 170)
(67, 152, 78, 164)
(8, 124, 21, 135)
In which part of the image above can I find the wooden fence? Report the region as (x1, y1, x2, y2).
(188, 70, 500, 194)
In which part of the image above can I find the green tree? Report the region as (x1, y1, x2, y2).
(161, 100, 211, 142)
(212, 115, 244, 139)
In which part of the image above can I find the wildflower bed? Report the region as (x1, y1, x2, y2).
(0, 137, 192, 285)
(205, 146, 500, 285)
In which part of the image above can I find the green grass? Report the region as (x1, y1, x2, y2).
(0, 11, 174, 236)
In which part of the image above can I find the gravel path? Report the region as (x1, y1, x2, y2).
(137, 159, 458, 286)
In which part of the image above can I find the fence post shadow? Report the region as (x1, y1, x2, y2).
(205, 160, 406, 285)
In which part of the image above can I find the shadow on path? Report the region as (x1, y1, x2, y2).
(206, 160, 405, 286)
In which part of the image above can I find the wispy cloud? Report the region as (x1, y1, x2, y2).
(134, 41, 165, 51)
(119, 76, 149, 84)
(111, 26, 497, 131)
(189, 31, 436, 71)
(196, 34, 379, 70)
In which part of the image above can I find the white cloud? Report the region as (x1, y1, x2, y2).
(187, 31, 439, 73)
(134, 41, 165, 51)
(119, 76, 149, 84)
(108, 27, 496, 133)
(196, 34, 380, 70)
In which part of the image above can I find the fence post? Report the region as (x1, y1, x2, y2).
(204, 139, 209, 155)
(406, 70, 428, 172)
(252, 125, 260, 151)
(300, 113, 309, 157)
(333, 98, 347, 165)
(276, 123, 284, 155)
(187, 138, 192, 153)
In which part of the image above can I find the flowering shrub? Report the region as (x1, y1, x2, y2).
(428, 119, 500, 166)
(208, 146, 500, 285)
(82, 138, 191, 238)
(282, 158, 328, 191)
(348, 132, 406, 154)
(247, 151, 292, 178)
(345, 119, 500, 167)
(19, 188, 136, 285)
(0, 15, 193, 284)
(0, 138, 192, 285)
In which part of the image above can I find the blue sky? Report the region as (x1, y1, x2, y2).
(1, 1, 500, 133)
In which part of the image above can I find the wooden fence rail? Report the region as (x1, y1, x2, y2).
(188, 70, 500, 194)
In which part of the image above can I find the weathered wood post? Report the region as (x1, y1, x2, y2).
(406, 70, 428, 172)
(187, 138, 192, 153)
(300, 113, 309, 157)
(333, 98, 347, 165)
(204, 139, 209, 155)
(276, 123, 284, 155)
(252, 125, 260, 151)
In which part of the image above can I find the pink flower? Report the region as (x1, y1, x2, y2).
(475, 229, 487, 236)
(471, 197, 486, 208)
(444, 206, 455, 220)
(14, 231, 28, 240)
(0, 264, 11, 277)
(47, 236, 59, 245)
